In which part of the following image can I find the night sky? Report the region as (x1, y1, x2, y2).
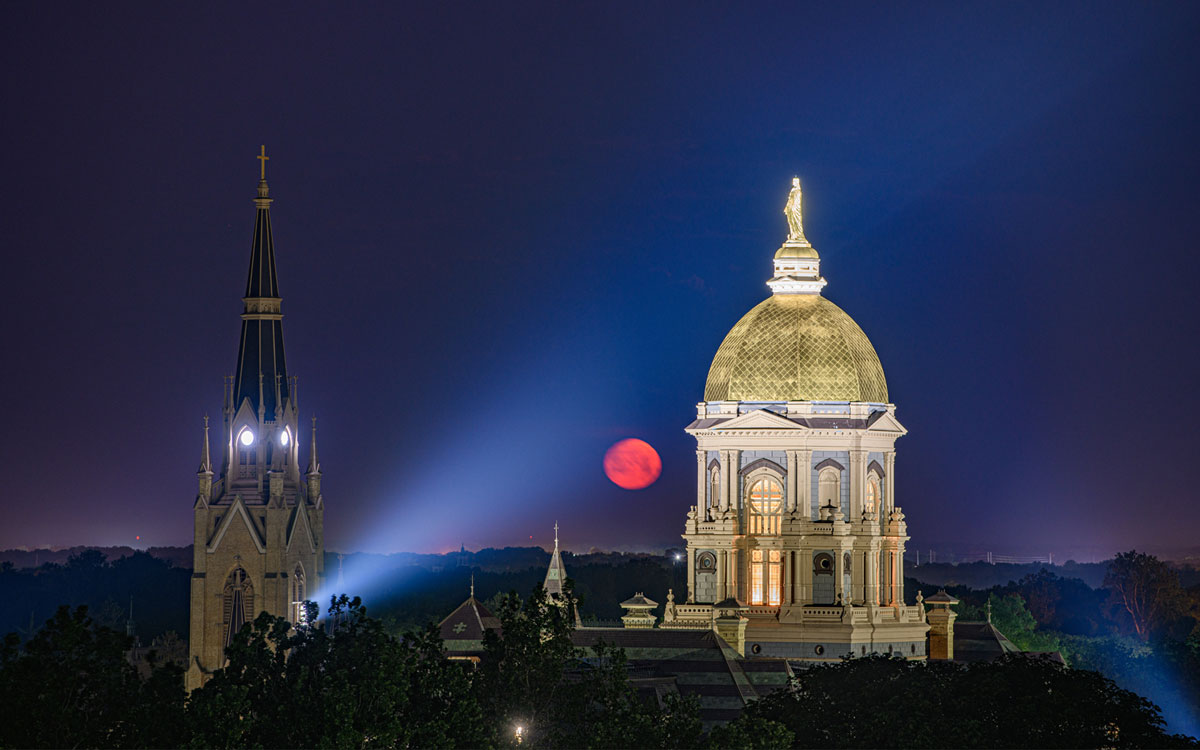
(3, 3, 1198, 558)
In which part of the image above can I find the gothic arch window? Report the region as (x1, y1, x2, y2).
(865, 475, 881, 516)
(223, 567, 254, 648)
(696, 551, 717, 572)
(818, 467, 841, 515)
(237, 427, 257, 478)
(291, 563, 307, 624)
(746, 476, 782, 535)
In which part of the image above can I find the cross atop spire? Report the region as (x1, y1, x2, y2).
(554, 521, 559, 549)
(257, 145, 269, 180)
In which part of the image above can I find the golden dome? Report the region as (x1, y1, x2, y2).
(704, 294, 888, 403)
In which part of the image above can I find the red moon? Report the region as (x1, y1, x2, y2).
(604, 438, 662, 490)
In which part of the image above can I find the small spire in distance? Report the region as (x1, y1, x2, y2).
(470, 573, 475, 599)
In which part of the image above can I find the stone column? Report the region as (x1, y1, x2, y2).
(850, 450, 866, 521)
(696, 450, 707, 518)
(866, 549, 878, 606)
(781, 548, 791, 605)
(834, 548, 845, 604)
(798, 449, 811, 518)
(885, 451, 896, 514)
(799, 550, 811, 603)
(785, 450, 798, 512)
(687, 547, 696, 603)
(717, 549, 727, 601)
(727, 449, 741, 513)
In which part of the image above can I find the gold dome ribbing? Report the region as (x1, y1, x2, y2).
(704, 294, 888, 403)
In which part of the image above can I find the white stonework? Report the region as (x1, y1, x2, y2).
(663, 180, 929, 661)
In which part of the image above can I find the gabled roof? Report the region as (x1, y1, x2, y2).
(438, 596, 501, 648)
(953, 621, 1022, 663)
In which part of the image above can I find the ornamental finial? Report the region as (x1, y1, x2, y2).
(257, 145, 269, 180)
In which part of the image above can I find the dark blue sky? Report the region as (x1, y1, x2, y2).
(2, 2, 1197, 558)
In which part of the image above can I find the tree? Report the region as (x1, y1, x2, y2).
(475, 582, 701, 748)
(0, 605, 186, 749)
(736, 654, 1196, 748)
(1105, 551, 1187, 641)
(186, 595, 488, 749)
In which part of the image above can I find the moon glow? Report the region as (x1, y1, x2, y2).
(603, 438, 662, 490)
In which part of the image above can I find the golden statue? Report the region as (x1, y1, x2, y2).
(784, 177, 805, 241)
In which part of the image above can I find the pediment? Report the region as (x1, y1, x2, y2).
(865, 410, 907, 435)
(712, 409, 804, 431)
(207, 496, 266, 554)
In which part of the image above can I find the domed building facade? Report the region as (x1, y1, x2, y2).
(662, 179, 929, 661)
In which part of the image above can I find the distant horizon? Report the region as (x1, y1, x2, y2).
(4, 541, 1198, 567)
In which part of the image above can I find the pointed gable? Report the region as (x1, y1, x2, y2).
(207, 496, 266, 554)
(286, 503, 317, 553)
(439, 596, 501, 656)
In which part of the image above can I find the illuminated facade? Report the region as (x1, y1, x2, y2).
(663, 180, 929, 660)
(186, 154, 325, 690)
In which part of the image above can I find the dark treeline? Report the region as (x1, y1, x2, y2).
(0, 547, 687, 641)
(0, 550, 189, 642)
(2, 587, 1196, 749)
(908, 551, 1200, 737)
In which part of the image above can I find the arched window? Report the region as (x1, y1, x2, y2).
(818, 467, 841, 515)
(223, 567, 254, 648)
(708, 466, 720, 516)
(291, 564, 307, 624)
(747, 477, 782, 535)
(237, 427, 256, 479)
(865, 476, 880, 516)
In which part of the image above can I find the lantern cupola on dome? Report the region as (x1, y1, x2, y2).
(703, 179, 888, 404)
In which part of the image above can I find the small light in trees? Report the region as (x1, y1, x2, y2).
(514, 725, 525, 744)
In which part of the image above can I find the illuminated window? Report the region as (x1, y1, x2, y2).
(751, 550, 764, 605)
(747, 478, 782, 535)
(750, 549, 783, 606)
(237, 428, 256, 478)
(865, 476, 879, 515)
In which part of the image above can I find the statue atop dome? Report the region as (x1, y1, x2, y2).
(784, 177, 805, 241)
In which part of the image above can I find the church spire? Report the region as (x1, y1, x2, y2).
(234, 145, 289, 419)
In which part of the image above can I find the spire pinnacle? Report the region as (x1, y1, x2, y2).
(199, 415, 213, 474)
(257, 145, 269, 180)
(554, 521, 559, 549)
(307, 416, 320, 474)
(470, 573, 475, 599)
